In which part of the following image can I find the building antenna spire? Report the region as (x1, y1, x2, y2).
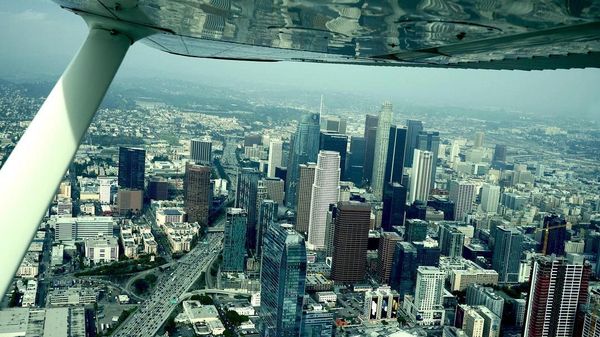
(319, 95, 324, 115)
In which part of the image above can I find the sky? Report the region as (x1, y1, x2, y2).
(1, 0, 599, 119)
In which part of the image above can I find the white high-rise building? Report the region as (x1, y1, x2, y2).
(98, 176, 115, 204)
(190, 137, 212, 165)
(462, 305, 485, 337)
(308, 151, 340, 250)
(450, 141, 461, 163)
(449, 180, 477, 221)
(267, 139, 283, 178)
(370, 102, 393, 200)
(403, 266, 446, 326)
(480, 184, 500, 213)
(409, 149, 433, 203)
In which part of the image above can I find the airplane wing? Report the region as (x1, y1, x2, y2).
(54, 0, 600, 70)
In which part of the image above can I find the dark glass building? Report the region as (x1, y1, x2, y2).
(363, 114, 378, 183)
(319, 131, 348, 179)
(382, 183, 407, 231)
(285, 112, 320, 207)
(118, 146, 145, 190)
(404, 219, 428, 242)
(347, 136, 366, 185)
(222, 208, 248, 272)
(256, 199, 278, 259)
(404, 120, 423, 168)
(492, 226, 524, 284)
(543, 215, 568, 256)
(384, 126, 407, 185)
(235, 168, 263, 250)
(260, 224, 307, 337)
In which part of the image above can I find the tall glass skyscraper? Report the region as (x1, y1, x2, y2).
(260, 224, 307, 337)
(404, 120, 423, 168)
(223, 208, 248, 272)
(416, 131, 440, 190)
(371, 102, 393, 200)
(118, 146, 145, 190)
(286, 112, 320, 207)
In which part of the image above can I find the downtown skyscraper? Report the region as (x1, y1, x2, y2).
(492, 226, 524, 284)
(371, 102, 393, 200)
(363, 114, 379, 183)
(307, 151, 340, 250)
(267, 139, 283, 178)
(223, 208, 248, 272)
(286, 112, 320, 207)
(449, 180, 477, 221)
(404, 120, 423, 168)
(183, 163, 211, 226)
(409, 149, 433, 204)
(118, 146, 145, 190)
(524, 255, 591, 337)
(190, 137, 212, 165)
(260, 224, 307, 337)
(295, 163, 316, 234)
(416, 131, 440, 189)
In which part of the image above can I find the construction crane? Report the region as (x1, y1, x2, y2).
(535, 224, 568, 255)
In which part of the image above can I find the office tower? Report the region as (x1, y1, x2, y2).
(295, 163, 316, 234)
(118, 146, 145, 190)
(347, 136, 365, 185)
(267, 139, 283, 178)
(428, 198, 455, 220)
(147, 178, 169, 201)
(403, 266, 446, 326)
(377, 232, 402, 284)
(322, 116, 347, 134)
(384, 126, 407, 185)
(260, 224, 307, 337)
(319, 132, 348, 179)
(302, 303, 334, 337)
(262, 177, 285, 205)
(307, 151, 340, 250)
(222, 208, 248, 272)
(363, 286, 401, 320)
(256, 200, 278, 258)
(492, 226, 524, 284)
(235, 168, 263, 249)
(416, 131, 440, 189)
(330, 201, 370, 283)
(524, 255, 591, 337)
(390, 242, 418, 296)
(286, 112, 320, 207)
(583, 289, 600, 337)
(117, 189, 143, 216)
(405, 120, 423, 168)
(382, 183, 407, 231)
(363, 114, 379, 183)
(190, 137, 212, 165)
(492, 144, 506, 163)
(480, 184, 500, 214)
(466, 284, 505, 319)
(409, 149, 433, 203)
(244, 134, 262, 147)
(183, 163, 211, 226)
(542, 215, 567, 256)
(439, 223, 465, 259)
(448, 180, 476, 221)
(474, 306, 501, 337)
(405, 219, 428, 242)
(474, 132, 484, 148)
(371, 102, 393, 200)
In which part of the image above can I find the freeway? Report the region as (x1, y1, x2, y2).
(112, 232, 223, 337)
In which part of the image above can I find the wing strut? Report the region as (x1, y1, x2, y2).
(0, 28, 131, 297)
